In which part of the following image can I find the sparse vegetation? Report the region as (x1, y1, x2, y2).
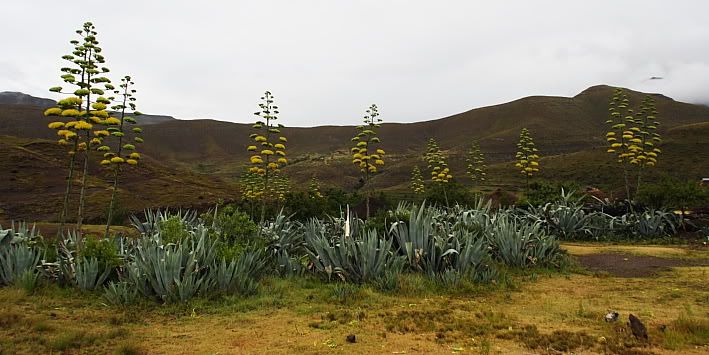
(1, 18, 707, 355)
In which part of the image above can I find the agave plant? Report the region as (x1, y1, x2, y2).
(211, 249, 267, 296)
(0, 244, 41, 285)
(521, 190, 594, 239)
(0, 222, 42, 247)
(584, 212, 615, 240)
(486, 213, 561, 268)
(304, 219, 399, 283)
(129, 209, 199, 236)
(389, 203, 437, 269)
(262, 210, 305, 274)
(390, 203, 492, 280)
(103, 281, 139, 306)
(74, 257, 111, 290)
(126, 224, 217, 302)
(0, 222, 43, 286)
(632, 209, 677, 238)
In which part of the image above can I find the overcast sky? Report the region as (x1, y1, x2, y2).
(1, 1, 708, 126)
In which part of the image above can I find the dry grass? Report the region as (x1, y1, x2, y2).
(562, 243, 702, 259)
(0, 245, 707, 354)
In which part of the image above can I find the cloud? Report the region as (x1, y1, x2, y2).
(1, 1, 708, 126)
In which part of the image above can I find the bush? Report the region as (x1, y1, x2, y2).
(284, 188, 362, 221)
(424, 181, 477, 208)
(79, 236, 121, 271)
(636, 177, 709, 211)
(158, 216, 191, 244)
(523, 180, 581, 207)
(203, 204, 261, 260)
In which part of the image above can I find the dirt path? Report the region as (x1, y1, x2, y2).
(575, 253, 709, 277)
(563, 243, 709, 277)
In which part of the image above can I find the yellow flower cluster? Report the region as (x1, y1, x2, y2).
(606, 89, 662, 168)
(247, 91, 288, 177)
(515, 128, 540, 177)
(425, 138, 452, 183)
(410, 166, 425, 194)
(351, 104, 384, 175)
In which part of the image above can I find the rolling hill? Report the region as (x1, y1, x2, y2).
(1, 85, 708, 221)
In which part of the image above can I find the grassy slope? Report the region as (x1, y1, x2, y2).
(0, 244, 707, 354)
(0, 135, 240, 223)
(1, 85, 708, 221)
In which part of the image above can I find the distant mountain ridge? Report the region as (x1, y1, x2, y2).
(0, 91, 55, 107)
(0, 91, 175, 125)
(1, 84, 707, 185)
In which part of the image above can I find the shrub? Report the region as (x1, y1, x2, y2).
(158, 216, 191, 244)
(203, 205, 260, 260)
(79, 236, 121, 271)
(523, 180, 581, 207)
(636, 177, 709, 211)
(424, 181, 477, 208)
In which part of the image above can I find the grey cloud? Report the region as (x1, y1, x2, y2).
(1, 1, 708, 126)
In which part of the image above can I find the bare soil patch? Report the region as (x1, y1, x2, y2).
(576, 253, 708, 277)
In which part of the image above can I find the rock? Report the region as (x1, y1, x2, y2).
(346, 334, 356, 343)
(629, 314, 648, 341)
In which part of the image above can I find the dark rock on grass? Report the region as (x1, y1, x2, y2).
(629, 314, 649, 341)
(346, 334, 356, 343)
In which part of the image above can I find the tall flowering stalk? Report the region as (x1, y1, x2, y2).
(246, 91, 288, 222)
(271, 171, 290, 210)
(424, 138, 452, 205)
(514, 128, 540, 193)
(466, 141, 487, 187)
(101, 76, 144, 238)
(240, 171, 262, 217)
(350, 104, 385, 218)
(308, 176, 324, 199)
(606, 89, 661, 200)
(44, 21, 113, 240)
(634, 96, 662, 192)
(410, 166, 425, 196)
